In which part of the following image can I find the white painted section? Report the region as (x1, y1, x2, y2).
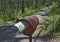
(14, 22, 25, 32)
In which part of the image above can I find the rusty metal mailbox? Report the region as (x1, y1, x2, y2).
(14, 15, 39, 42)
(17, 15, 39, 36)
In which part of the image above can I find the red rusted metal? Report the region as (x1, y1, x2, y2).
(17, 15, 39, 36)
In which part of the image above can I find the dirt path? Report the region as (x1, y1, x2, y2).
(0, 24, 60, 42)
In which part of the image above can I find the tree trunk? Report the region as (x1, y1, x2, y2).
(35, 0, 37, 9)
(21, 0, 25, 13)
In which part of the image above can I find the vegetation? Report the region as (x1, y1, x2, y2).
(0, 0, 60, 35)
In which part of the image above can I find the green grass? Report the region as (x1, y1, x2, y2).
(0, 6, 47, 23)
(47, 3, 60, 33)
(48, 3, 60, 16)
(0, 4, 60, 36)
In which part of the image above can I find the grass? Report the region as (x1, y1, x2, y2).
(48, 3, 60, 16)
(36, 15, 60, 36)
(0, 4, 60, 36)
(47, 3, 60, 34)
(0, 6, 47, 23)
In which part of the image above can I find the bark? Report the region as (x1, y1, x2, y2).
(21, 0, 25, 13)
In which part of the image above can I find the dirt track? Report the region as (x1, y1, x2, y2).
(0, 24, 60, 42)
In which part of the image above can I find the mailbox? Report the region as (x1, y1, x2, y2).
(13, 6, 52, 42)
(16, 15, 39, 36)
(14, 15, 43, 42)
(14, 15, 43, 36)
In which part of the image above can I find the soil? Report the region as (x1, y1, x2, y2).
(0, 24, 60, 42)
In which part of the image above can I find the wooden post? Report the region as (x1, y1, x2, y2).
(29, 36, 32, 42)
